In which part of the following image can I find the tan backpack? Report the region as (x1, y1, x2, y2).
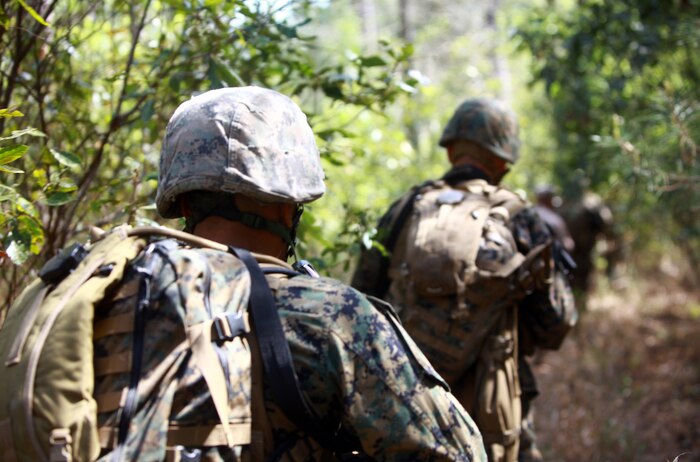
(384, 179, 552, 462)
(387, 180, 549, 371)
(0, 226, 351, 462)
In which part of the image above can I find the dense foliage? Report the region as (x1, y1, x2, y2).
(2, 0, 698, 306)
(515, 0, 700, 277)
(0, 0, 416, 304)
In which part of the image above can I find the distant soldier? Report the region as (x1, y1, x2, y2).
(352, 98, 578, 462)
(533, 184, 575, 253)
(562, 191, 619, 303)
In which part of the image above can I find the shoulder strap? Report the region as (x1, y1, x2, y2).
(228, 247, 360, 457)
(373, 180, 438, 298)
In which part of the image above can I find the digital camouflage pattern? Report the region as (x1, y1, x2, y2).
(95, 243, 254, 461)
(156, 87, 326, 218)
(438, 98, 520, 163)
(96, 242, 487, 461)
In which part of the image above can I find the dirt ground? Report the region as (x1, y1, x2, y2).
(532, 273, 700, 462)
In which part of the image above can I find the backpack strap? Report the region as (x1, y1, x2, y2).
(229, 247, 362, 458)
(373, 180, 438, 298)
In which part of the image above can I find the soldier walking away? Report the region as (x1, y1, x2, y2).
(533, 184, 575, 254)
(0, 87, 486, 461)
(561, 190, 620, 309)
(352, 98, 578, 462)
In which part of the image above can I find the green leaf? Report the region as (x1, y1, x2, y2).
(140, 100, 155, 123)
(212, 58, 245, 86)
(15, 196, 39, 218)
(0, 184, 18, 201)
(0, 164, 24, 173)
(0, 108, 24, 119)
(17, 214, 44, 254)
(17, 0, 50, 26)
(359, 55, 387, 67)
(144, 172, 159, 182)
(45, 191, 76, 206)
(49, 149, 82, 170)
(0, 144, 28, 165)
(0, 127, 46, 141)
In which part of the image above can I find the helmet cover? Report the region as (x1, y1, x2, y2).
(439, 98, 520, 163)
(156, 86, 326, 218)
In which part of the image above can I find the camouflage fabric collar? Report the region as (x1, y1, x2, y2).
(442, 164, 493, 185)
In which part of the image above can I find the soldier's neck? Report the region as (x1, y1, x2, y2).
(193, 216, 289, 260)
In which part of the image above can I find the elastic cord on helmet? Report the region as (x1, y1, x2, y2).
(184, 191, 301, 258)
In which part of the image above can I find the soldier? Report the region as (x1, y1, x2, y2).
(97, 87, 486, 461)
(352, 98, 577, 462)
(561, 190, 619, 307)
(533, 184, 575, 253)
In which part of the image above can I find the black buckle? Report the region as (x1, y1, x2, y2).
(213, 312, 246, 343)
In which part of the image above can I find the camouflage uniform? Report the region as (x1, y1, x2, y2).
(95, 244, 485, 461)
(97, 87, 487, 461)
(353, 99, 577, 462)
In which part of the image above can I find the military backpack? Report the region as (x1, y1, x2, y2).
(0, 226, 357, 462)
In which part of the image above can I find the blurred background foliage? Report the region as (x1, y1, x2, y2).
(1, 0, 698, 303)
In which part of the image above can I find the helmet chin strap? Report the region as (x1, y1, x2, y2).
(184, 191, 302, 260)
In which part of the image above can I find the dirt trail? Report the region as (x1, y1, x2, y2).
(533, 275, 700, 462)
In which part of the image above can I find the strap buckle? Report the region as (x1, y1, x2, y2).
(213, 313, 247, 343)
(49, 428, 73, 462)
(176, 446, 201, 462)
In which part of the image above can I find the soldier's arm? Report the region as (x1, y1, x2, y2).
(511, 207, 578, 351)
(277, 279, 486, 461)
(326, 288, 486, 461)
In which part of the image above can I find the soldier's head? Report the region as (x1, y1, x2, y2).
(439, 98, 520, 183)
(156, 86, 325, 258)
(535, 184, 561, 208)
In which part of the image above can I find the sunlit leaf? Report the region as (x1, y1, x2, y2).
(6, 239, 29, 265)
(0, 127, 46, 141)
(0, 164, 24, 173)
(15, 196, 39, 218)
(49, 149, 82, 170)
(0, 108, 23, 118)
(17, 0, 50, 26)
(17, 214, 44, 254)
(0, 144, 28, 165)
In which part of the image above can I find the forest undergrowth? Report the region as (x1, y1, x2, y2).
(534, 270, 700, 462)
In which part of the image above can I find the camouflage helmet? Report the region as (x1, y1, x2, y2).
(438, 97, 520, 163)
(156, 86, 326, 218)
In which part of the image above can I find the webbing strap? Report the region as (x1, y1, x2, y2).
(374, 183, 427, 298)
(95, 390, 124, 413)
(167, 423, 250, 447)
(5, 283, 49, 366)
(94, 352, 132, 376)
(93, 313, 134, 340)
(229, 247, 342, 452)
(185, 321, 235, 447)
(111, 244, 159, 462)
(98, 423, 249, 449)
(0, 417, 18, 462)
